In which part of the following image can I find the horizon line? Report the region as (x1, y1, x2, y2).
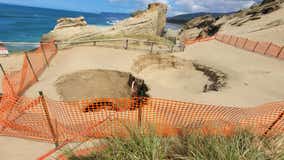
(0, 2, 131, 15)
(0, 2, 237, 18)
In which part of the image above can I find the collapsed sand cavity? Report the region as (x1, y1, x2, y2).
(131, 54, 227, 97)
(55, 69, 132, 100)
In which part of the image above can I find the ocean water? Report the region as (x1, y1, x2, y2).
(0, 3, 181, 52)
(0, 3, 129, 52)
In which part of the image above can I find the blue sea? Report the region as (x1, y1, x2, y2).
(0, 3, 181, 52)
(0, 3, 130, 52)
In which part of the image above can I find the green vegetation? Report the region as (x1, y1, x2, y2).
(67, 127, 284, 160)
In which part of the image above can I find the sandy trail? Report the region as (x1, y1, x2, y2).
(0, 136, 53, 160)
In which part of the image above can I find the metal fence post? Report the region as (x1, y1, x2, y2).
(234, 37, 239, 46)
(277, 47, 284, 58)
(253, 42, 259, 52)
(150, 42, 154, 53)
(264, 42, 272, 55)
(137, 96, 146, 128)
(181, 44, 185, 52)
(171, 45, 174, 53)
(0, 64, 16, 96)
(54, 41, 58, 54)
(138, 101, 142, 127)
(263, 110, 284, 136)
(125, 39, 129, 50)
(228, 36, 232, 44)
(242, 38, 248, 48)
(39, 91, 59, 147)
(40, 42, 49, 67)
(25, 52, 38, 81)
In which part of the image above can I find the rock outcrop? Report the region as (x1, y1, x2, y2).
(227, 0, 282, 27)
(179, 0, 284, 40)
(104, 3, 167, 36)
(42, 3, 168, 45)
(54, 16, 87, 30)
(179, 15, 221, 40)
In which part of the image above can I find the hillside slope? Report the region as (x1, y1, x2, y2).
(218, 2, 284, 45)
(179, 0, 284, 45)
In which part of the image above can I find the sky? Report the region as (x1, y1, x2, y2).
(0, 0, 263, 16)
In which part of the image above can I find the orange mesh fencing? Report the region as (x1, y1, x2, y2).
(222, 35, 231, 44)
(243, 40, 258, 51)
(265, 43, 282, 57)
(279, 47, 284, 59)
(229, 36, 238, 46)
(1, 40, 57, 96)
(254, 42, 271, 54)
(36, 98, 284, 160)
(0, 40, 57, 141)
(215, 33, 284, 60)
(1, 96, 284, 144)
(235, 37, 247, 48)
(0, 36, 284, 159)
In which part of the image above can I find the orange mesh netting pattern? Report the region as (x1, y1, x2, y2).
(0, 37, 283, 159)
(215, 33, 284, 60)
(1, 96, 284, 144)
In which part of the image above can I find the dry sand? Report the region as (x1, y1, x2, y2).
(175, 40, 284, 107)
(0, 54, 24, 93)
(1, 32, 284, 160)
(56, 69, 132, 100)
(23, 41, 284, 107)
(24, 47, 145, 99)
(0, 136, 53, 160)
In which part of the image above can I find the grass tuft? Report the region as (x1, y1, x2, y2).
(68, 128, 284, 160)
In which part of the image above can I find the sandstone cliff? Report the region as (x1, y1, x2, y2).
(179, 0, 284, 44)
(179, 15, 220, 40)
(54, 16, 87, 30)
(42, 3, 168, 45)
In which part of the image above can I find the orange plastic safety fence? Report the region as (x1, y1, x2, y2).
(215, 33, 284, 60)
(1, 40, 57, 96)
(279, 47, 284, 59)
(37, 98, 284, 160)
(0, 40, 57, 141)
(0, 36, 284, 160)
(1, 96, 284, 146)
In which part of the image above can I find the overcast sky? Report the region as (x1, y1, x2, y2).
(0, 0, 263, 16)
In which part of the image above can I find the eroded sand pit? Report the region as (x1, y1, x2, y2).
(23, 44, 284, 106)
(55, 69, 132, 100)
(131, 54, 218, 99)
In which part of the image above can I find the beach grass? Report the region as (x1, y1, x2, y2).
(67, 127, 284, 160)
